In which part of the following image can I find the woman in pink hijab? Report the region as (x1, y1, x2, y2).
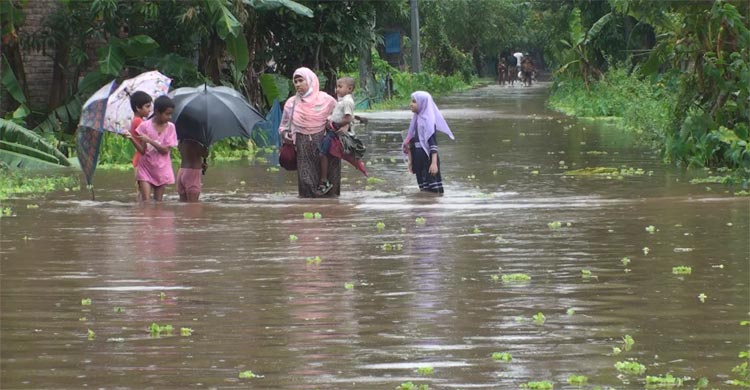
(279, 67, 337, 197)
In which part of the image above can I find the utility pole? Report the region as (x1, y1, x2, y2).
(410, 0, 421, 73)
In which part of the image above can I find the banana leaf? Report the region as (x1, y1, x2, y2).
(0, 118, 70, 166)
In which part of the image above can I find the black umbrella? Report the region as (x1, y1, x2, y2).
(170, 84, 264, 146)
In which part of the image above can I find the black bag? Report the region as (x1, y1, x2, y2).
(339, 132, 366, 160)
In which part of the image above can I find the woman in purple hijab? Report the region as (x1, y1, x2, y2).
(402, 91, 454, 194)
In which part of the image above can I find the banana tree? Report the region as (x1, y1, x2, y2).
(556, 8, 613, 90)
(1, 119, 71, 168)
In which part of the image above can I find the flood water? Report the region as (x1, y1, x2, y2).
(2, 83, 748, 389)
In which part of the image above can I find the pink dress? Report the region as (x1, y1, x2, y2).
(135, 119, 178, 186)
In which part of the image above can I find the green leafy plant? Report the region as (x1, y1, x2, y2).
(87, 329, 95, 340)
(698, 293, 707, 303)
(415, 217, 426, 225)
(288, 234, 298, 242)
(621, 257, 631, 266)
(672, 266, 692, 275)
(520, 380, 554, 389)
(645, 225, 656, 233)
(615, 360, 646, 375)
(501, 273, 531, 283)
(376, 221, 386, 231)
(622, 335, 635, 351)
(645, 374, 683, 388)
(81, 298, 92, 306)
(416, 366, 434, 376)
(581, 269, 592, 278)
(491, 352, 512, 362)
(547, 221, 562, 229)
(567, 375, 588, 386)
(344, 282, 354, 290)
(149, 323, 174, 337)
(533, 312, 546, 325)
(306, 256, 322, 265)
(398, 382, 429, 390)
(180, 327, 193, 336)
(238, 370, 257, 379)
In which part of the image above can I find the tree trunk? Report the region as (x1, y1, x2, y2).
(48, 41, 70, 114)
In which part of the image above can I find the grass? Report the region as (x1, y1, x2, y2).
(0, 172, 78, 201)
(520, 380, 553, 389)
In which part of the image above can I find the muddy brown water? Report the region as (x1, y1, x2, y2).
(2, 83, 748, 389)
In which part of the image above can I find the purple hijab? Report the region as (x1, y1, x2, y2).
(404, 91, 454, 157)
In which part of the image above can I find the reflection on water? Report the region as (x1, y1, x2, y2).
(1, 83, 748, 389)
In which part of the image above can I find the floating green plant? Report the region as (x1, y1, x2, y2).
(581, 269, 592, 278)
(1, 207, 13, 217)
(288, 234, 298, 242)
(566, 308, 576, 315)
(491, 352, 512, 362)
(472, 225, 481, 233)
(149, 323, 174, 337)
(645, 225, 656, 233)
(26, 204, 39, 209)
(381, 242, 403, 251)
(622, 335, 635, 351)
(376, 221, 385, 231)
(266, 166, 279, 172)
(416, 366, 434, 376)
(344, 282, 354, 290)
(81, 298, 92, 306)
(159, 292, 167, 300)
(615, 360, 646, 375)
(491, 274, 500, 282)
(672, 266, 692, 275)
(306, 256, 322, 265)
(612, 347, 622, 355)
(87, 329, 95, 340)
(79, 317, 87, 321)
(621, 257, 631, 266)
(398, 382, 429, 390)
(741, 320, 749, 326)
(501, 273, 531, 283)
(547, 221, 562, 229)
(567, 375, 588, 386)
(533, 312, 546, 325)
(238, 370, 257, 379)
(106, 337, 125, 342)
(367, 177, 385, 184)
(520, 380, 553, 389)
(698, 293, 707, 303)
(303, 212, 314, 219)
(415, 217, 426, 224)
(643, 247, 650, 255)
(314, 212, 322, 219)
(645, 374, 683, 388)
(180, 327, 193, 336)
(113, 306, 123, 313)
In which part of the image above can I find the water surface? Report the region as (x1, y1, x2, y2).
(2, 83, 748, 389)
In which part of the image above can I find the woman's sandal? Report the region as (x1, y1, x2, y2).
(316, 181, 333, 195)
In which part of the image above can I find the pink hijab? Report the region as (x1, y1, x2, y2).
(403, 91, 454, 157)
(279, 67, 336, 137)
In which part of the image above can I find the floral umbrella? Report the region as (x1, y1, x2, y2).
(102, 70, 171, 134)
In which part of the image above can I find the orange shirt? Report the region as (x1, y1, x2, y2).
(130, 116, 144, 168)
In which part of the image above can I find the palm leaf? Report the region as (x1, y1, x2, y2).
(1, 54, 26, 104)
(259, 73, 291, 107)
(0, 149, 70, 169)
(243, 0, 313, 17)
(584, 12, 613, 45)
(0, 119, 71, 167)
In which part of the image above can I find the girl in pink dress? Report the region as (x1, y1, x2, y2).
(131, 96, 177, 201)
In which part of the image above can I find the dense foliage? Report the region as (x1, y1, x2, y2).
(1, 0, 748, 179)
(544, 0, 749, 180)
